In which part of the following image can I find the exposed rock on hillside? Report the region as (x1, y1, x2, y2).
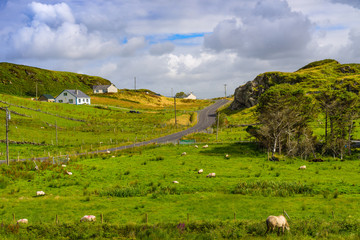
(229, 73, 289, 110)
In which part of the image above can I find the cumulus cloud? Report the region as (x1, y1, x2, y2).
(204, 0, 313, 59)
(330, 0, 360, 9)
(149, 42, 175, 56)
(7, 2, 120, 59)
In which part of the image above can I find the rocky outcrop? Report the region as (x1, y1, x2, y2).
(230, 73, 275, 110)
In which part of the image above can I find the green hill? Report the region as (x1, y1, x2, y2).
(0, 62, 112, 97)
(230, 59, 360, 110)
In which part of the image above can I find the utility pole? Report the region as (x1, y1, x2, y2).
(5, 107, 10, 165)
(216, 112, 219, 141)
(174, 96, 177, 127)
(134, 77, 136, 90)
(224, 84, 227, 98)
(55, 120, 58, 146)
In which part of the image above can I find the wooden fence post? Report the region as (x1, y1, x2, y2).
(101, 213, 103, 224)
(234, 212, 236, 220)
(12, 213, 15, 223)
(145, 213, 148, 224)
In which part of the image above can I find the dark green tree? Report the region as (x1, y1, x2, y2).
(250, 84, 316, 158)
(175, 92, 187, 98)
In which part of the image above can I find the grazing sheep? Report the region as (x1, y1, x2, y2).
(202, 144, 208, 148)
(265, 215, 290, 235)
(225, 154, 230, 159)
(198, 169, 203, 174)
(61, 165, 66, 167)
(80, 215, 96, 222)
(36, 191, 45, 196)
(194, 145, 198, 148)
(172, 181, 179, 184)
(298, 165, 306, 170)
(206, 173, 216, 178)
(66, 170, 72, 175)
(106, 150, 110, 154)
(17, 219, 28, 224)
(181, 152, 187, 156)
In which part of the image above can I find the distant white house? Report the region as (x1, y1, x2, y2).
(93, 83, 118, 94)
(55, 90, 91, 105)
(185, 92, 197, 100)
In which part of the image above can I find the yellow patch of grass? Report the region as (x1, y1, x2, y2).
(91, 89, 211, 110)
(168, 114, 191, 125)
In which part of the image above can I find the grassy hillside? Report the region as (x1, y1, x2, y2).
(260, 59, 360, 92)
(0, 93, 210, 159)
(0, 62, 111, 97)
(91, 89, 211, 110)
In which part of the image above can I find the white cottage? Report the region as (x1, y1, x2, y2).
(185, 93, 197, 100)
(93, 83, 118, 94)
(55, 90, 91, 105)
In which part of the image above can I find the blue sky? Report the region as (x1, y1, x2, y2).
(0, 0, 359, 98)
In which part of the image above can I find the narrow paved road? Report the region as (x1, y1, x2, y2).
(1, 99, 229, 163)
(103, 98, 229, 151)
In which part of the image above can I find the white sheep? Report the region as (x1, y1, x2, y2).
(198, 169, 203, 174)
(194, 145, 198, 148)
(17, 219, 28, 224)
(172, 181, 179, 184)
(36, 191, 45, 196)
(62, 165, 66, 167)
(225, 154, 230, 159)
(298, 165, 306, 170)
(66, 170, 72, 175)
(80, 215, 96, 222)
(106, 150, 110, 154)
(202, 144, 208, 148)
(206, 173, 216, 178)
(181, 152, 187, 156)
(265, 215, 290, 235)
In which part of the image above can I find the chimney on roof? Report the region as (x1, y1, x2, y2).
(75, 89, 78, 95)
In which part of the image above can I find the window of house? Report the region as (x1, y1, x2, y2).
(78, 99, 81, 103)
(59, 100, 63, 103)
(86, 99, 89, 102)
(69, 99, 73, 103)
(64, 93, 67, 96)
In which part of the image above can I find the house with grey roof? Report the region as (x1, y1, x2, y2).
(55, 90, 91, 105)
(93, 83, 118, 94)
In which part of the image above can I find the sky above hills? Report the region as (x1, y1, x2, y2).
(0, 0, 359, 98)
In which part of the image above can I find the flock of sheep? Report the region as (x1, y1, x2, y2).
(18, 144, 301, 235)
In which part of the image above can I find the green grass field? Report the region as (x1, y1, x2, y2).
(0, 93, 210, 160)
(0, 143, 359, 238)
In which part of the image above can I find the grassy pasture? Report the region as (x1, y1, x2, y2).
(0, 93, 210, 159)
(0, 143, 359, 238)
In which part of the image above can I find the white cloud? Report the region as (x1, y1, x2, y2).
(149, 42, 175, 56)
(204, 0, 313, 59)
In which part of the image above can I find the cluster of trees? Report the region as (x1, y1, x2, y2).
(247, 84, 359, 159)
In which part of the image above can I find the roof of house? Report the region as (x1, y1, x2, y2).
(40, 94, 55, 99)
(93, 84, 115, 91)
(63, 90, 90, 98)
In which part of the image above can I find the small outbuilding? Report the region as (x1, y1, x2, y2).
(93, 83, 118, 94)
(38, 94, 55, 102)
(55, 90, 91, 105)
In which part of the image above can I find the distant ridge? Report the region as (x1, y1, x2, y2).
(0, 62, 112, 97)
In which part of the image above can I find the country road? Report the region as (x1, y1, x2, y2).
(1, 99, 229, 163)
(103, 98, 229, 152)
